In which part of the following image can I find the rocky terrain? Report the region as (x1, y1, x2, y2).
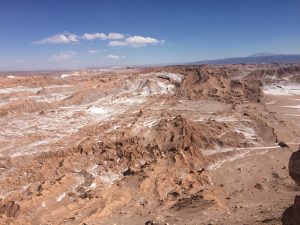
(0, 64, 299, 224)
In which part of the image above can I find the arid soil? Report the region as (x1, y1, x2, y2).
(0, 64, 300, 225)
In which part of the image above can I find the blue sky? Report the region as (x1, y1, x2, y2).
(0, 0, 300, 70)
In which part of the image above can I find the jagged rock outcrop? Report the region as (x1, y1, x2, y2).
(282, 147, 300, 225)
(0, 200, 20, 217)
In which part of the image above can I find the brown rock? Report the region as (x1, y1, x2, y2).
(0, 201, 20, 217)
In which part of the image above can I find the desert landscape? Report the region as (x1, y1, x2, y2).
(0, 64, 299, 224)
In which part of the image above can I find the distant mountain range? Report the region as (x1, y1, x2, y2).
(187, 53, 300, 65)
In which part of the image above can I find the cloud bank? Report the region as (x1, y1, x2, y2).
(33, 33, 79, 44)
(33, 32, 165, 47)
(109, 36, 165, 47)
(82, 32, 124, 40)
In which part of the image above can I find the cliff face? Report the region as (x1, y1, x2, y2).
(282, 148, 300, 225)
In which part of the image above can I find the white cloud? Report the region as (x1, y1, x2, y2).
(88, 50, 99, 54)
(82, 32, 124, 40)
(108, 36, 165, 47)
(51, 51, 77, 61)
(107, 54, 125, 59)
(16, 59, 22, 63)
(33, 33, 79, 44)
(127, 36, 164, 46)
(32, 32, 164, 48)
(107, 33, 125, 39)
(82, 33, 107, 40)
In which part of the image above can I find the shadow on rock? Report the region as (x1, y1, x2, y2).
(282, 145, 300, 225)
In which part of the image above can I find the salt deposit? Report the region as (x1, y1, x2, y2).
(263, 84, 300, 96)
(56, 192, 66, 202)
